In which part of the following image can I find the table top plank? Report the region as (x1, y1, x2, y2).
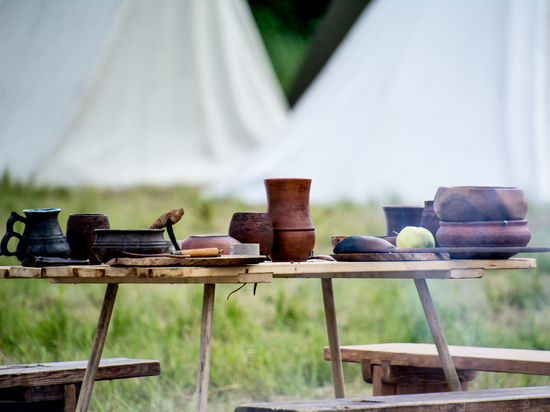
(0, 258, 536, 283)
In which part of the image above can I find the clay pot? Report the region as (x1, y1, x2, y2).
(264, 178, 314, 229)
(436, 220, 531, 248)
(264, 178, 315, 262)
(383, 205, 424, 236)
(228, 212, 273, 257)
(179, 234, 240, 255)
(92, 229, 170, 263)
(419, 200, 441, 247)
(270, 229, 315, 262)
(66, 214, 110, 264)
(433, 186, 528, 221)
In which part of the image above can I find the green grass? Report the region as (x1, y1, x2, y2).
(1, 178, 550, 411)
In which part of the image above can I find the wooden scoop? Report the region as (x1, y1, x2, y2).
(149, 208, 184, 229)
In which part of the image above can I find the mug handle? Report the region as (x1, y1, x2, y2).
(0, 212, 25, 256)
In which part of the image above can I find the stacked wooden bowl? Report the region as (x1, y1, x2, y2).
(433, 186, 531, 258)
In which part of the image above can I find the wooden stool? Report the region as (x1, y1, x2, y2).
(324, 343, 550, 396)
(0, 358, 160, 411)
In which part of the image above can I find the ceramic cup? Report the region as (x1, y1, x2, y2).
(66, 214, 110, 264)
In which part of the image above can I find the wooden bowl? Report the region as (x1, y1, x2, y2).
(433, 186, 528, 221)
(179, 234, 240, 255)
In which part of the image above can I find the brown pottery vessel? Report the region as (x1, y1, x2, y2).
(419, 200, 441, 246)
(436, 220, 531, 248)
(264, 178, 314, 229)
(264, 178, 315, 261)
(228, 212, 273, 256)
(66, 214, 110, 264)
(433, 186, 528, 221)
(270, 229, 315, 262)
(383, 205, 424, 236)
(179, 234, 240, 255)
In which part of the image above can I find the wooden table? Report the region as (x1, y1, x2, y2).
(0, 258, 536, 411)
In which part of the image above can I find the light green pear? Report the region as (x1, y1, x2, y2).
(396, 226, 428, 248)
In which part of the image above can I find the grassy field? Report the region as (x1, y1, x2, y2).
(1, 177, 550, 411)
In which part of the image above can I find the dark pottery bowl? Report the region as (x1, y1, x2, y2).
(179, 234, 241, 255)
(92, 229, 170, 263)
(228, 212, 273, 256)
(433, 186, 528, 221)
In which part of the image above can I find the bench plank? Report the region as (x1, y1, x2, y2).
(235, 386, 550, 411)
(325, 343, 550, 375)
(0, 358, 160, 388)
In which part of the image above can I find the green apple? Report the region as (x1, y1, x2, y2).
(396, 226, 435, 248)
(418, 227, 435, 248)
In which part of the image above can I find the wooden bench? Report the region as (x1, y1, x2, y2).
(234, 386, 550, 411)
(0, 357, 160, 412)
(324, 343, 550, 396)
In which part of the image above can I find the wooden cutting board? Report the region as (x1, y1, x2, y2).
(107, 255, 266, 267)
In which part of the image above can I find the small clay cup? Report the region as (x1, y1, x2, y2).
(179, 234, 241, 255)
(269, 229, 315, 262)
(228, 212, 274, 256)
(383, 205, 424, 236)
(66, 214, 110, 264)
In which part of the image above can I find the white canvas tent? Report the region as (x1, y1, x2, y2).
(0, 0, 288, 187)
(208, 0, 550, 205)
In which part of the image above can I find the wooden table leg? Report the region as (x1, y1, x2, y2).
(76, 283, 119, 412)
(321, 278, 346, 398)
(414, 278, 462, 392)
(195, 283, 216, 412)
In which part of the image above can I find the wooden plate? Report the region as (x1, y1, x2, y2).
(331, 253, 450, 262)
(107, 255, 267, 266)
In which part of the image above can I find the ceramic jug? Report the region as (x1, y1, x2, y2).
(0, 208, 71, 261)
(264, 178, 315, 262)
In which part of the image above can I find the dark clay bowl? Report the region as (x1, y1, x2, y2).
(433, 186, 528, 221)
(92, 229, 170, 263)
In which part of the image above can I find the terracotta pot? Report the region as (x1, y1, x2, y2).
(433, 186, 528, 221)
(419, 200, 441, 247)
(66, 214, 110, 264)
(179, 234, 240, 255)
(436, 220, 531, 248)
(228, 212, 273, 256)
(270, 229, 315, 262)
(264, 178, 314, 229)
(382, 205, 424, 236)
(92, 229, 170, 263)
